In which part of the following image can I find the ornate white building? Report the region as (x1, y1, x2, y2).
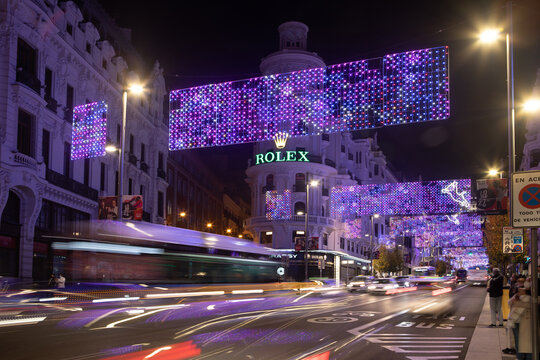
(244, 22, 398, 279)
(0, 0, 168, 279)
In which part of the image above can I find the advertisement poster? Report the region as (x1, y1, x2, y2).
(122, 195, 143, 220)
(475, 178, 508, 213)
(294, 237, 318, 251)
(98, 196, 119, 220)
(98, 195, 143, 221)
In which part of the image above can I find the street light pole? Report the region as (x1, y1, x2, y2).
(118, 90, 127, 222)
(370, 214, 379, 276)
(506, 1, 516, 224)
(304, 180, 310, 282)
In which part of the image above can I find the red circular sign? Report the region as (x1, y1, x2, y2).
(519, 184, 540, 209)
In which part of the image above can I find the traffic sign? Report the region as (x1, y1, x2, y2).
(512, 171, 540, 227)
(502, 227, 523, 254)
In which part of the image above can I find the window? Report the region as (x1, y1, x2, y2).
(83, 158, 90, 186)
(162, 95, 169, 124)
(266, 174, 274, 186)
(374, 164, 379, 176)
(129, 134, 134, 154)
(66, 23, 73, 35)
(42, 129, 50, 168)
(322, 233, 328, 246)
(85, 42, 91, 54)
(374, 223, 379, 237)
(158, 152, 164, 170)
(140, 143, 146, 163)
(157, 191, 164, 217)
(128, 178, 133, 194)
(295, 173, 305, 185)
(116, 124, 121, 145)
(44, 68, 53, 99)
(16, 38, 39, 92)
(65, 84, 74, 123)
(63, 142, 71, 178)
(115, 171, 118, 195)
(102, 59, 107, 69)
(17, 109, 34, 157)
(140, 185, 145, 202)
(294, 202, 306, 215)
(100, 163, 106, 191)
(340, 237, 345, 249)
(347, 240, 350, 251)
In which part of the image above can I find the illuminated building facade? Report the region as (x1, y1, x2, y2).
(0, 0, 168, 279)
(244, 22, 399, 277)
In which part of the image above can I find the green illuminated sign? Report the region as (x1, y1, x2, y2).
(255, 151, 309, 165)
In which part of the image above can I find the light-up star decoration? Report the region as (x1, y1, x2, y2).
(169, 46, 449, 150)
(71, 101, 108, 160)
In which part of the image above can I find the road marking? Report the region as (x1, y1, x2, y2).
(413, 301, 438, 313)
(347, 309, 410, 335)
(293, 291, 313, 303)
(307, 316, 358, 324)
(0, 316, 47, 327)
(364, 334, 466, 360)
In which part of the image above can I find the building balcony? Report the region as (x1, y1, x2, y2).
(46, 168, 98, 201)
(128, 153, 138, 166)
(140, 162, 148, 173)
(324, 159, 335, 168)
(246, 215, 335, 228)
(12, 152, 37, 171)
(16, 69, 41, 94)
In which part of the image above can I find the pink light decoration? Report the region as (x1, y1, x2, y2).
(386, 286, 418, 295)
(169, 47, 449, 150)
(432, 287, 452, 296)
(71, 101, 107, 160)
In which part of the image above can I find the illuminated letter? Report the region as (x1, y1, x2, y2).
(286, 151, 297, 161)
(297, 151, 309, 162)
(265, 152, 276, 163)
(276, 151, 286, 162)
(255, 153, 264, 165)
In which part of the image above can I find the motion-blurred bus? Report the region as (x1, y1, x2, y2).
(42, 220, 279, 283)
(410, 266, 456, 289)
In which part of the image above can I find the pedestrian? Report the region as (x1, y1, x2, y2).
(503, 278, 525, 355)
(48, 274, 56, 288)
(509, 273, 519, 298)
(511, 282, 533, 360)
(55, 274, 65, 289)
(487, 267, 504, 327)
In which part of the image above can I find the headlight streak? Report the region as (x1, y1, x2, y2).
(38, 297, 68, 302)
(106, 308, 167, 328)
(432, 287, 453, 296)
(293, 291, 314, 303)
(413, 300, 439, 313)
(146, 291, 225, 299)
(0, 316, 47, 327)
(227, 298, 265, 303)
(86, 304, 189, 329)
(92, 296, 140, 303)
(6, 289, 36, 297)
(231, 289, 264, 295)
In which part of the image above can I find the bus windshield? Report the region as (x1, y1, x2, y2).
(412, 266, 436, 277)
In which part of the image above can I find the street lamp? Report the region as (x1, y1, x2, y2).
(108, 83, 144, 221)
(370, 214, 380, 276)
(304, 178, 319, 281)
(479, 5, 515, 222)
(487, 168, 503, 179)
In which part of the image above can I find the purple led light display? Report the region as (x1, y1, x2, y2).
(265, 190, 292, 220)
(71, 101, 107, 160)
(443, 247, 489, 269)
(330, 179, 471, 219)
(390, 214, 483, 248)
(169, 47, 449, 150)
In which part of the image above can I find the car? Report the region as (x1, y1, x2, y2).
(347, 276, 373, 292)
(393, 276, 411, 287)
(367, 278, 399, 293)
(467, 269, 489, 286)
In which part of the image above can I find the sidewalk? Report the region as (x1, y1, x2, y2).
(465, 293, 515, 360)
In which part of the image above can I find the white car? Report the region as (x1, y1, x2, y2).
(367, 278, 399, 293)
(347, 276, 374, 292)
(467, 269, 489, 286)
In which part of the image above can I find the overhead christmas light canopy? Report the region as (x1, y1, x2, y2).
(71, 101, 108, 160)
(169, 46, 449, 150)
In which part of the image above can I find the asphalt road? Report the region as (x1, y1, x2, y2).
(0, 284, 486, 360)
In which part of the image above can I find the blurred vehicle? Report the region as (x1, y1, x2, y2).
(456, 269, 467, 283)
(393, 275, 411, 287)
(347, 276, 373, 292)
(467, 267, 489, 286)
(367, 278, 399, 293)
(410, 266, 455, 289)
(43, 220, 280, 284)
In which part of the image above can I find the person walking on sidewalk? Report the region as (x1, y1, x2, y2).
(487, 267, 504, 327)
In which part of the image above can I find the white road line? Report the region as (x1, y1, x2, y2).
(0, 317, 47, 327)
(406, 356, 459, 360)
(347, 309, 410, 335)
(293, 291, 313, 303)
(383, 346, 461, 353)
(413, 301, 438, 313)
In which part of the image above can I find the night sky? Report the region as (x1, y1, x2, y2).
(98, 0, 540, 183)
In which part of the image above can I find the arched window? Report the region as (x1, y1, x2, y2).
(266, 174, 274, 186)
(294, 202, 306, 215)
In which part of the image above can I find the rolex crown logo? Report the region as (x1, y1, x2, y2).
(273, 132, 289, 149)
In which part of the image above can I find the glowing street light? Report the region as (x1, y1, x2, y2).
(179, 211, 186, 218)
(523, 98, 540, 113)
(226, 228, 232, 234)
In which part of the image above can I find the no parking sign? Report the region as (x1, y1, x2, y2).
(512, 171, 540, 228)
